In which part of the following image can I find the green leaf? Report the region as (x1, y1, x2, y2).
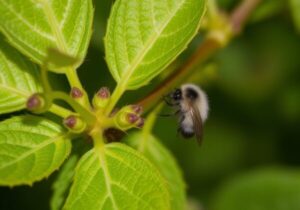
(211, 169, 300, 210)
(125, 132, 186, 210)
(0, 115, 71, 186)
(51, 155, 78, 210)
(0, 35, 42, 114)
(289, 0, 300, 32)
(105, 0, 207, 89)
(63, 143, 170, 210)
(0, 0, 93, 68)
(46, 48, 80, 73)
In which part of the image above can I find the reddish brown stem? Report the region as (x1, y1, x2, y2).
(137, 0, 262, 112)
(230, 0, 262, 34)
(138, 38, 221, 109)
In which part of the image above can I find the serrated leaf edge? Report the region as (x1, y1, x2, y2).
(64, 143, 171, 210)
(105, 0, 206, 90)
(0, 132, 71, 187)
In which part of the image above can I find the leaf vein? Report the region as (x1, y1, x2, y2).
(0, 133, 68, 171)
(0, 0, 54, 40)
(118, 0, 187, 86)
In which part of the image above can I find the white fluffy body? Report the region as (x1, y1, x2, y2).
(179, 84, 209, 133)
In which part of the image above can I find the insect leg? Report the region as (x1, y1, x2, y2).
(179, 114, 185, 123)
(162, 96, 180, 106)
(159, 109, 181, 117)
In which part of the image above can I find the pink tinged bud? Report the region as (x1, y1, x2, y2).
(131, 105, 143, 114)
(70, 87, 83, 98)
(126, 113, 139, 124)
(63, 115, 77, 129)
(97, 87, 110, 99)
(136, 118, 145, 128)
(26, 93, 45, 112)
(93, 87, 111, 109)
(63, 115, 86, 133)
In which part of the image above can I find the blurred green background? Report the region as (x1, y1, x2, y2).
(1, 0, 300, 209)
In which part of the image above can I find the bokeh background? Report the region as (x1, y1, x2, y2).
(1, 0, 300, 209)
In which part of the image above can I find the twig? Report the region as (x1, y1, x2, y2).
(138, 38, 221, 110)
(230, 0, 262, 34)
(137, 0, 262, 112)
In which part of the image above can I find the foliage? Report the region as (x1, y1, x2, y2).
(0, 0, 300, 210)
(64, 144, 170, 210)
(0, 36, 41, 114)
(0, 0, 206, 209)
(0, 115, 71, 186)
(125, 132, 186, 210)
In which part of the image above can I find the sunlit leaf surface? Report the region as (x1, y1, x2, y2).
(0, 36, 41, 114)
(105, 0, 206, 89)
(0, 115, 71, 186)
(0, 0, 93, 67)
(64, 143, 170, 210)
(125, 132, 186, 210)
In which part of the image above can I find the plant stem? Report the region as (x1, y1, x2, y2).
(138, 0, 261, 112)
(138, 38, 221, 111)
(139, 103, 164, 152)
(51, 91, 96, 124)
(66, 67, 84, 90)
(42, 0, 91, 109)
(230, 0, 262, 34)
(41, 64, 52, 94)
(104, 82, 125, 116)
(65, 67, 91, 108)
(91, 129, 105, 150)
(207, 0, 218, 20)
(48, 104, 73, 118)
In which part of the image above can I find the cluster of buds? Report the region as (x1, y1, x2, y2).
(92, 87, 144, 129)
(114, 104, 144, 130)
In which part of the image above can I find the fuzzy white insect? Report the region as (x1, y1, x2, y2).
(165, 84, 209, 144)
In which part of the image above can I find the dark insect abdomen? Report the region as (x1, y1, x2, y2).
(180, 127, 194, 138)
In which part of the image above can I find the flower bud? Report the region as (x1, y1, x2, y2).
(114, 111, 139, 129)
(120, 104, 144, 115)
(26, 93, 46, 113)
(136, 118, 145, 128)
(70, 87, 84, 98)
(70, 87, 86, 105)
(113, 104, 144, 130)
(63, 115, 86, 133)
(93, 87, 110, 109)
(126, 113, 139, 124)
(131, 104, 143, 115)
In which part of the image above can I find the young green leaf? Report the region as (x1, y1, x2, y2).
(105, 0, 207, 90)
(0, 115, 72, 186)
(0, 36, 41, 114)
(63, 143, 170, 210)
(0, 0, 93, 68)
(125, 132, 186, 210)
(211, 169, 300, 210)
(289, 0, 300, 32)
(51, 155, 79, 210)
